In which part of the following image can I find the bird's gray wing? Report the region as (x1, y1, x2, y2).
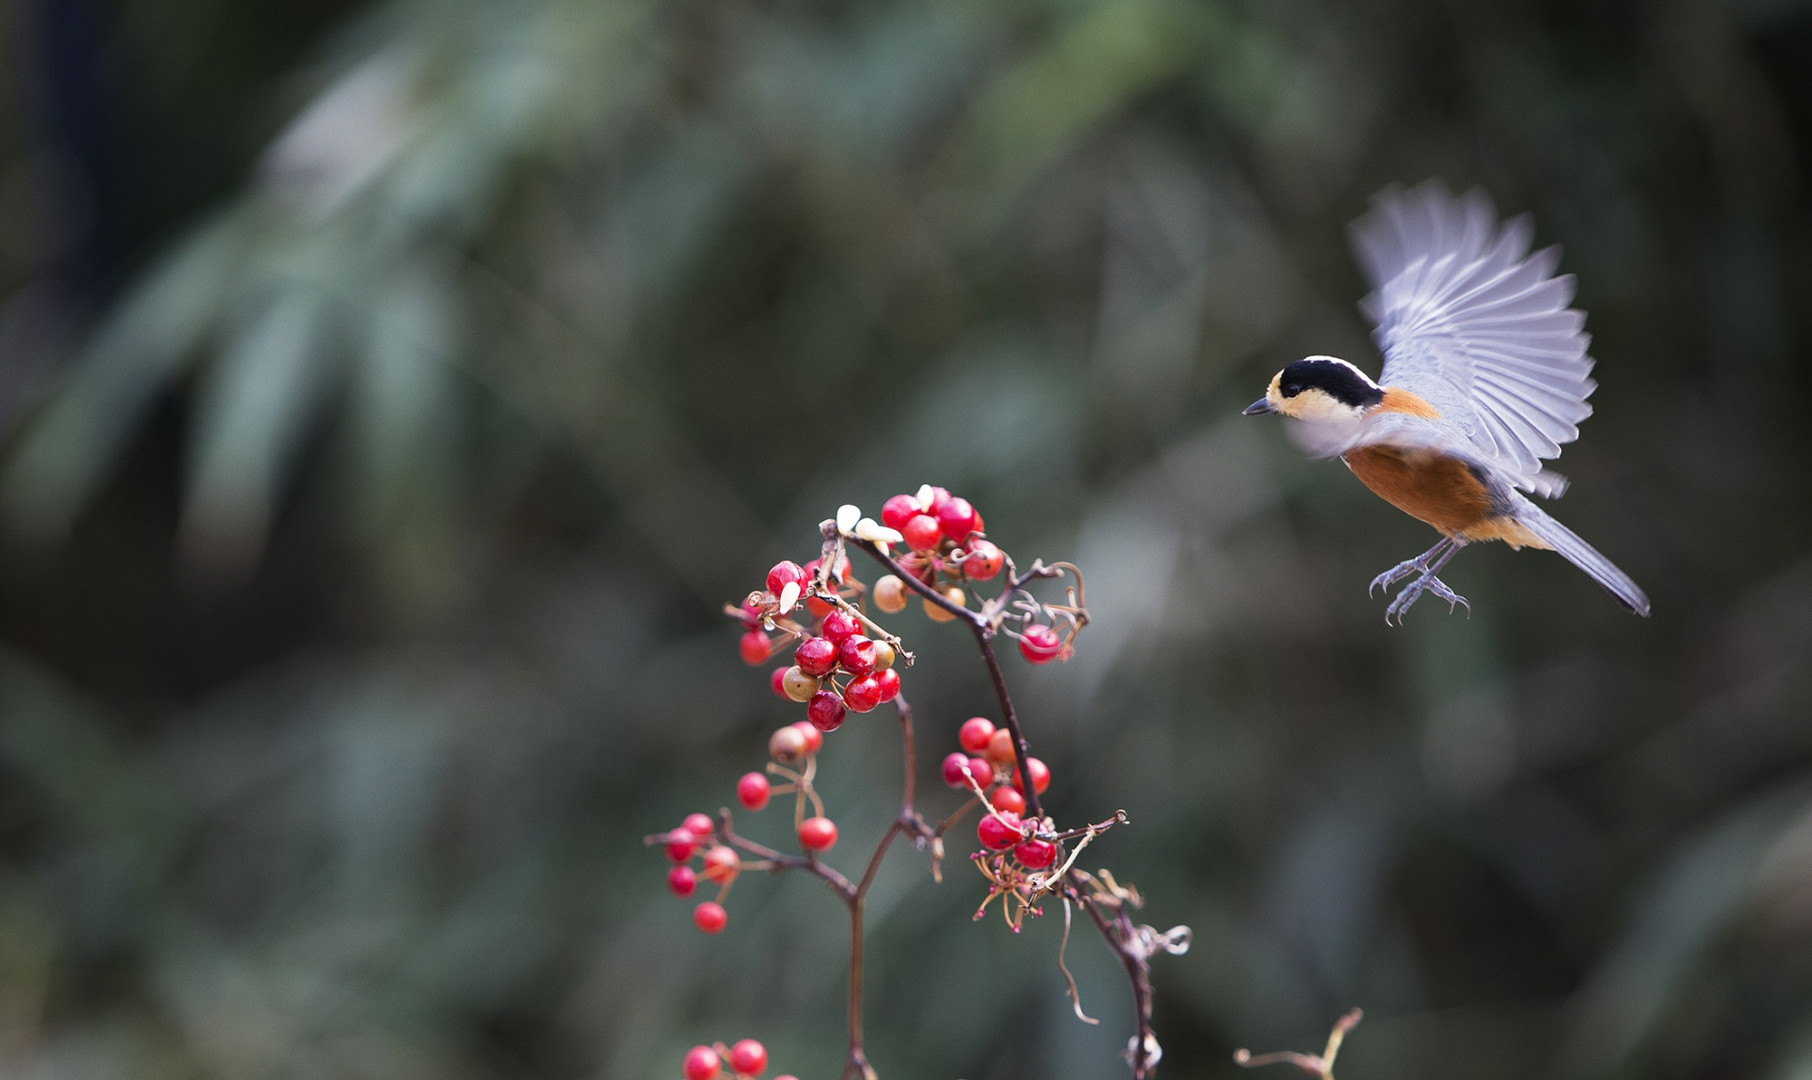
(1348, 181, 1596, 492)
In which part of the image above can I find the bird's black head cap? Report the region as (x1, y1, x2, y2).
(1278, 357, 1383, 408)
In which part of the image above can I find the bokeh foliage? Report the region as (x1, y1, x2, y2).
(1, 0, 1811, 1077)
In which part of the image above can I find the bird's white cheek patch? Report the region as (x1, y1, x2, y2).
(1280, 389, 1366, 424)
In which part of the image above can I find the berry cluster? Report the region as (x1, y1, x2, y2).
(653, 718, 840, 935)
(736, 553, 902, 732)
(937, 717, 1071, 929)
(683, 1039, 793, 1080)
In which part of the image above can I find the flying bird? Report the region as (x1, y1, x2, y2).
(1244, 182, 1650, 624)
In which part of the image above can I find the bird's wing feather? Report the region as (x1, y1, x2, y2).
(1349, 181, 1595, 492)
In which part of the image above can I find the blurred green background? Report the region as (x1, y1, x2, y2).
(0, 0, 1809, 1077)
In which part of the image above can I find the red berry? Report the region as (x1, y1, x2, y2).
(740, 630, 771, 666)
(873, 667, 901, 703)
(837, 635, 877, 675)
(737, 772, 771, 811)
(684, 1045, 723, 1080)
(925, 486, 953, 515)
(959, 717, 996, 753)
(666, 827, 698, 862)
(962, 539, 1004, 581)
(693, 901, 728, 935)
(729, 1039, 768, 1075)
(737, 596, 765, 627)
(902, 514, 943, 551)
(807, 690, 846, 732)
(881, 494, 921, 530)
(703, 844, 740, 885)
(968, 756, 997, 789)
(790, 720, 824, 754)
(978, 811, 1025, 851)
(766, 560, 805, 595)
(799, 816, 838, 852)
(1019, 624, 1063, 664)
(844, 675, 883, 713)
(990, 786, 1026, 816)
(805, 595, 834, 619)
(1012, 756, 1052, 795)
(667, 865, 697, 897)
(942, 752, 972, 788)
(768, 667, 790, 700)
(1015, 838, 1058, 869)
(794, 636, 838, 677)
(937, 496, 979, 542)
(683, 813, 716, 838)
(985, 729, 1017, 765)
(820, 609, 861, 644)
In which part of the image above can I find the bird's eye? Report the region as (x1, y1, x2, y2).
(1282, 382, 1301, 396)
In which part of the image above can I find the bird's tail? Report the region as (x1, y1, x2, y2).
(1517, 505, 1650, 616)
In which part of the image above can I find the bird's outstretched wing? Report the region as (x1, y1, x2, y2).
(1349, 181, 1595, 493)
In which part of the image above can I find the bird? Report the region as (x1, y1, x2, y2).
(1243, 181, 1650, 624)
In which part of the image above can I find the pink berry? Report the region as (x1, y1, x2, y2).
(962, 539, 1004, 581)
(837, 634, 878, 675)
(703, 844, 740, 885)
(942, 752, 972, 788)
(807, 690, 846, 732)
(843, 675, 883, 713)
(737, 772, 771, 811)
(925, 486, 953, 515)
(820, 609, 861, 645)
(737, 596, 764, 627)
(1015, 838, 1058, 870)
(990, 786, 1026, 816)
(768, 667, 790, 700)
(959, 717, 996, 753)
(740, 630, 771, 666)
(667, 865, 697, 897)
(766, 560, 805, 595)
(729, 1039, 768, 1075)
(902, 514, 942, 552)
(881, 494, 921, 530)
(873, 667, 901, 703)
(666, 827, 698, 862)
(684, 1045, 723, 1080)
(799, 816, 838, 852)
(937, 496, 979, 542)
(968, 756, 996, 788)
(683, 813, 716, 838)
(791, 720, 824, 754)
(1019, 624, 1063, 664)
(978, 811, 1025, 851)
(693, 902, 728, 935)
(793, 636, 838, 677)
(1012, 756, 1051, 795)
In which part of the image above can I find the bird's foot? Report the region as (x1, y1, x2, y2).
(1369, 555, 1431, 597)
(1384, 572, 1470, 626)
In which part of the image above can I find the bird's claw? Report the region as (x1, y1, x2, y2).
(1368, 556, 1428, 598)
(1383, 572, 1469, 626)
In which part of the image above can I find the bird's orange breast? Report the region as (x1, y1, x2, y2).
(1343, 446, 1495, 536)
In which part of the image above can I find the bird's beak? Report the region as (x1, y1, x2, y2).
(1242, 397, 1276, 416)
